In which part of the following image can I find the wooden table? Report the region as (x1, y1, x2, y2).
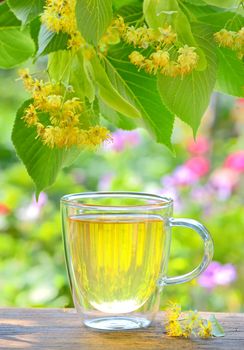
(0, 308, 243, 349)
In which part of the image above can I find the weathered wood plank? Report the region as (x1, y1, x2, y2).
(0, 309, 243, 350)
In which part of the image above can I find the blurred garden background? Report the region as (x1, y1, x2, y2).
(0, 66, 244, 312)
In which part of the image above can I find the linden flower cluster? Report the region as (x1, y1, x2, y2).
(214, 27, 244, 59)
(129, 45, 198, 77)
(100, 16, 199, 77)
(165, 302, 215, 338)
(41, 0, 85, 51)
(19, 69, 111, 149)
(124, 24, 177, 48)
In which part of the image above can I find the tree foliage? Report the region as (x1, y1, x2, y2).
(0, 0, 243, 192)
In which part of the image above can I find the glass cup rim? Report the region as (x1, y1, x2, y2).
(60, 191, 173, 211)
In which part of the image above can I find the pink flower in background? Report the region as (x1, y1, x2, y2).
(171, 165, 198, 186)
(224, 150, 244, 173)
(210, 168, 239, 200)
(105, 130, 141, 152)
(187, 136, 210, 155)
(191, 185, 213, 201)
(0, 203, 10, 215)
(17, 192, 48, 221)
(237, 98, 244, 106)
(98, 173, 114, 191)
(198, 261, 237, 290)
(185, 157, 210, 177)
(161, 156, 210, 189)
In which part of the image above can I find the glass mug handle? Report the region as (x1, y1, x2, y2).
(164, 218, 214, 285)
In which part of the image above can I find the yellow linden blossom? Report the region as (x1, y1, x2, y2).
(214, 27, 244, 59)
(124, 26, 158, 49)
(18, 68, 34, 91)
(19, 70, 111, 149)
(22, 104, 39, 126)
(234, 27, 244, 59)
(129, 51, 145, 68)
(214, 29, 235, 48)
(235, 27, 244, 48)
(42, 0, 76, 34)
(112, 16, 127, 35)
(124, 26, 139, 46)
(165, 320, 183, 337)
(198, 320, 212, 338)
(63, 98, 83, 113)
(164, 303, 224, 339)
(150, 50, 170, 69)
(86, 126, 112, 148)
(135, 26, 155, 49)
(100, 17, 177, 53)
(165, 302, 181, 321)
(177, 45, 199, 75)
(67, 31, 86, 52)
(42, 0, 85, 51)
(161, 61, 180, 77)
(158, 25, 177, 45)
(144, 59, 156, 75)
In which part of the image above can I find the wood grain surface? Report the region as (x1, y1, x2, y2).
(0, 308, 243, 350)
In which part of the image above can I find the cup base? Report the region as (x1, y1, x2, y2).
(84, 316, 151, 331)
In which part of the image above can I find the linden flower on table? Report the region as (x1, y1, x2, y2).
(198, 320, 213, 338)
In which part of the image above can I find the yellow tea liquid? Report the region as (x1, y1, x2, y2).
(68, 214, 165, 314)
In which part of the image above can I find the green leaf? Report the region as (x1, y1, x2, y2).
(180, 1, 220, 18)
(113, 0, 141, 11)
(158, 23, 217, 134)
(215, 47, 244, 97)
(115, 1, 143, 19)
(107, 46, 174, 149)
(199, 11, 244, 31)
(99, 99, 138, 130)
(74, 52, 96, 102)
(7, 0, 44, 25)
(203, 0, 239, 8)
(30, 17, 41, 53)
(183, 0, 207, 5)
(0, 2, 21, 27)
(48, 50, 96, 102)
(209, 315, 225, 337)
(12, 100, 81, 194)
(90, 55, 141, 119)
(48, 50, 73, 83)
(76, 0, 113, 46)
(0, 27, 35, 69)
(143, 0, 178, 38)
(144, 0, 179, 27)
(38, 25, 69, 56)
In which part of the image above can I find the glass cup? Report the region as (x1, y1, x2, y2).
(61, 192, 213, 331)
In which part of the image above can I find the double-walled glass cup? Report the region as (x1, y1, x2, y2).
(61, 192, 213, 331)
